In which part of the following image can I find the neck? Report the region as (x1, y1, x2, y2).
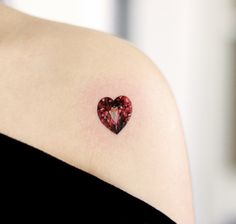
(0, 4, 28, 41)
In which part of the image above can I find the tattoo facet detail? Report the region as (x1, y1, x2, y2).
(97, 96, 132, 134)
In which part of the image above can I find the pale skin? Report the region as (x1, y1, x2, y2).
(0, 4, 195, 223)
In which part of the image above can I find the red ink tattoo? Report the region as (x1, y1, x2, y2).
(97, 96, 132, 134)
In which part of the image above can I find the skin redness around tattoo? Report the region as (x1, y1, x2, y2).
(97, 96, 132, 134)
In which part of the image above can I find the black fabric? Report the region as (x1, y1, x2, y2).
(0, 133, 176, 223)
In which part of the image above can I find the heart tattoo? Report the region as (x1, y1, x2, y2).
(97, 96, 132, 134)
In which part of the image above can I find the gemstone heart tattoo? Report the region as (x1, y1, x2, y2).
(97, 96, 132, 134)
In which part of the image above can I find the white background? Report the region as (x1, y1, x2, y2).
(3, 0, 236, 223)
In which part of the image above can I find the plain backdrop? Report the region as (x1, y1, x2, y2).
(3, 0, 236, 223)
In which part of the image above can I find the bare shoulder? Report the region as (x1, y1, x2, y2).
(0, 15, 195, 223)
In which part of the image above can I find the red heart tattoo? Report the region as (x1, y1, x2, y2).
(97, 96, 132, 134)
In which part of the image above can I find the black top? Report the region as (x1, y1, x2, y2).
(0, 133, 176, 223)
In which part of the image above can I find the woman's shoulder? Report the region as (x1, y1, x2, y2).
(0, 15, 194, 224)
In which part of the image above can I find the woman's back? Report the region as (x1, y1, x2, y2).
(0, 4, 195, 223)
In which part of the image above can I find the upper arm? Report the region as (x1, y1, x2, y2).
(70, 33, 195, 223)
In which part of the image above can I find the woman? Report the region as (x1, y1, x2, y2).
(0, 3, 195, 223)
